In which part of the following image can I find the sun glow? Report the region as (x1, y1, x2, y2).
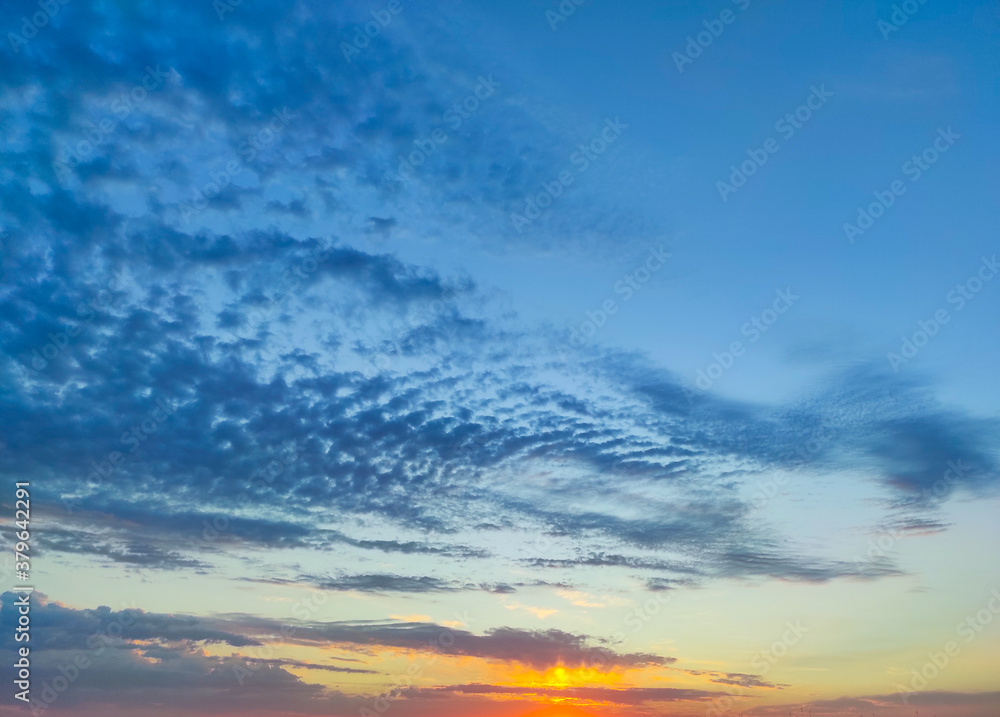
(517, 706, 602, 717)
(505, 664, 625, 689)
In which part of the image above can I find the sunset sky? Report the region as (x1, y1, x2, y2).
(1, 0, 999, 716)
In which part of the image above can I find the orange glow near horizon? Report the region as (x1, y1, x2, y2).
(515, 706, 604, 717)
(504, 664, 626, 689)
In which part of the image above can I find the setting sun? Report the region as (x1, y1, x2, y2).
(503, 664, 626, 689)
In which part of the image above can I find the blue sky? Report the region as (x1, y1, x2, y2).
(375, 0, 1000, 409)
(1, 1, 998, 716)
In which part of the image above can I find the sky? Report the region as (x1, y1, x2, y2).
(0, 0, 999, 716)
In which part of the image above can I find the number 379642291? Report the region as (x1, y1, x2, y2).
(15, 483, 30, 571)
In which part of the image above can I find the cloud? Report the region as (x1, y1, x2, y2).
(24, 504, 489, 573)
(0, 592, 684, 715)
(0, 0, 997, 668)
(2, 592, 672, 672)
(684, 670, 786, 689)
(32, 526, 213, 571)
(749, 691, 1000, 716)
(400, 683, 719, 704)
(0, 592, 259, 652)
(221, 615, 672, 671)
(7, 280, 995, 593)
(240, 656, 377, 675)
(247, 573, 515, 595)
(1, 0, 997, 714)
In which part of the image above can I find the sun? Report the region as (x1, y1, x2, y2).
(507, 664, 624, 690)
